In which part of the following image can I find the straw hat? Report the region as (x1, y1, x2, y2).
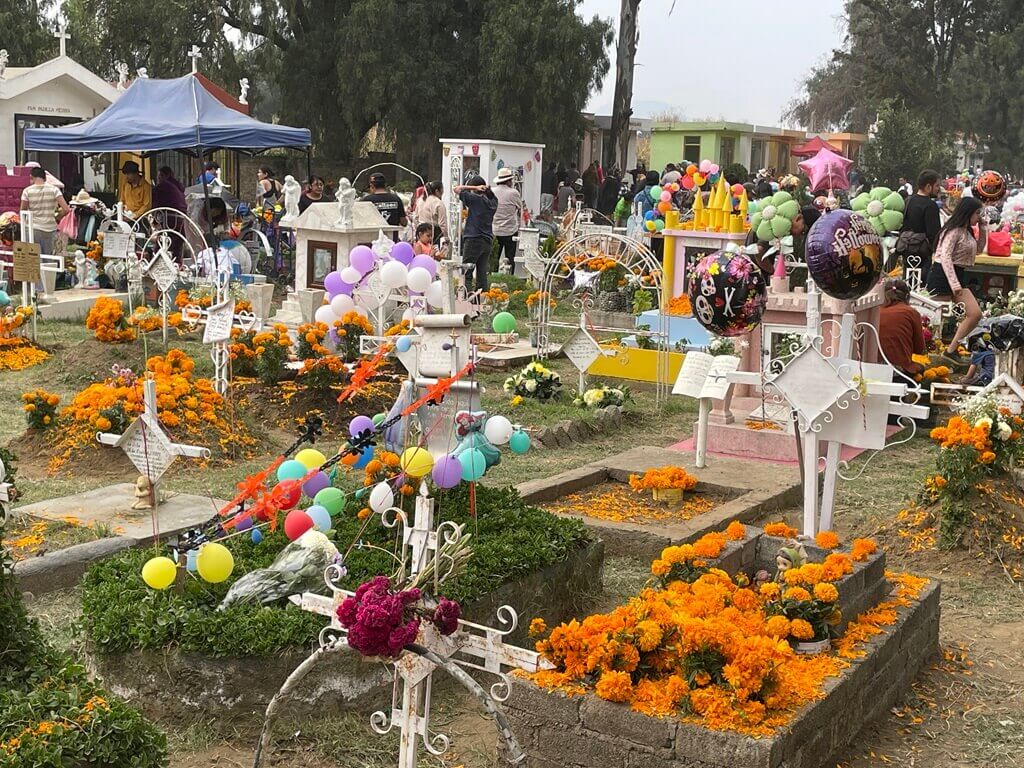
(70, 189, 100, 206)
(492, 167, 515, 185)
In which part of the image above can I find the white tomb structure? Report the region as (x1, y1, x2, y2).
(440, 138, 544, 220)
(273, 201, 399, 326)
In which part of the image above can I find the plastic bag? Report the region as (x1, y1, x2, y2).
(58, 210, 77, 238)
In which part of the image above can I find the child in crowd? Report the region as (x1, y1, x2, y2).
(963, 340, 995, 387)
(413, 222, 437, 258)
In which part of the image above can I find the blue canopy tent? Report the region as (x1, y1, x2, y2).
(23, 74, 310, 156)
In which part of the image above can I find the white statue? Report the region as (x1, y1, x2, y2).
(73, 249, 87, 286)
(239, 77, 250, 105)
(114, 62, 129, 90)
(335, 177, 356, 229)
(371, 228, 393, 260)
(0, 50, 8, 81)
(280, 175, 301, 226)
(84, 256, 98, 288)
(136, 67, 148, 78)
(209, 168, 230, 195)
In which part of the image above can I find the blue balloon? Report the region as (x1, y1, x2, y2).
(277, 459, 307, 482)
(459, 449, 487, 481)
(644, 211, 656, 221)
(251, 528, 263, 544)
(353, 445, 375, 470)
(306, 504, 332, 532)
(395, 336, 413, 353)
(185, 549, 199, 572)
(509, 430, 531, 455)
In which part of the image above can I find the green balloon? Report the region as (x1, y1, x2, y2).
(492, 311, 516, 334)
(372, 412, 386, 426)
(313, 487, 345, 516)
(509, 430, 531, 454)
(650, 185, 663, 201)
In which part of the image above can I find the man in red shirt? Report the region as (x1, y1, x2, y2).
(878, 278, 926, 377)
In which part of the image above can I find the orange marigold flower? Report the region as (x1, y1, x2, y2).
(764, 521, 798, 538)
(759, 582, 781, 599)
(529, 618, 547, 637)
(635, 620, 663, 652)
(789, 618, 815, 640)
(765, 615, 791, 638)
(850, 538, 877, 562)
(783, 587, 811, 602)
(813, 582, 839, 603)
(595, 670, 633, 703)
(815, 530, 840, 550)
(357, 507, 371, 520)
(725, 520, 746, 540)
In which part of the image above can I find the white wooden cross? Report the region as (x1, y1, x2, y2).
(97, 378, 210, 529)
(728, 280, 929, 536)
(179, 273, 262, 395)
(292, 486, 551, 768)
(188, 45, 202, 73)
(55, 19, 70, 57)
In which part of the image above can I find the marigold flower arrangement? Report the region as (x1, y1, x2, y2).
(295, 321, 349, 394)
(814, 530, 840, 550)
(628, 466, 698, 493)
(0, 307, 47, 371)
(47, 350, 253, 471)
(763, 521, 799, 538)
(384, 319, 411, 337)
(22, 389, 60, 430)
(503, 361, 561, 400)
(649, 530, 728, 585)
(174, 285, 252, 313)
(335, 311, 374, 362)
(665, 295, 692, 316)
(915, 365, 950, 383)
(573, 383, 629, 409)
(85, 297, 136, 343)
(765, 564, 843, 645)
(229, 324, 292, 384)
(526, 291, 557, 311)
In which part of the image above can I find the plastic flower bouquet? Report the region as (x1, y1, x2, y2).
(573, 383, 629, 409)
(503, 361, 562, 400)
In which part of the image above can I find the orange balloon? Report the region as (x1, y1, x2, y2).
(341, 449, 359, 466)
(657, 201, 671, 213)
(686, 164, 697, 176)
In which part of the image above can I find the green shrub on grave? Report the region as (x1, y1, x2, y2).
(80, 484, 589, 658)
(1, 507, 167, 767)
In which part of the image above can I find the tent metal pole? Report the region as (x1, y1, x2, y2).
(306, 148, 311, 182)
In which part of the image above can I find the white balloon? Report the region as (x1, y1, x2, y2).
(407, 267, 432, 293)
(314, 305, 337, 325)
(340, 266, 363, 284)
(369, 481, 394, 514)
(380, 260, 409, 289)
(425, 280, 445, 308)
(402, 307, 419, 322)
(483, 415, 514, 445)
(330, 294, 355, 317)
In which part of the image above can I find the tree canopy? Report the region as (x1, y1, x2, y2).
(42, 0, 612, 169)
(2, 1, 58, 67)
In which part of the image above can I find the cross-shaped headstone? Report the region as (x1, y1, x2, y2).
(144, 235, 185, 348)
(292, 485, 551, 768)
(179, 277, 262, 395)
(55, 19, 70, 57)
(188, 44, 202, 74)
(97, 379, 210, 531)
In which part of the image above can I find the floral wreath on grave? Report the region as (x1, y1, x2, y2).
(528, 524, 925, 736)
(42, 350, 254, 472)
(0, 306, 47, 371)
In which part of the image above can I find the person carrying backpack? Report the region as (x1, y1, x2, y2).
(894, 169, 942, 282)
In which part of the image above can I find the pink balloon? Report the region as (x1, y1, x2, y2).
(798, 148, 853, 193)
(392, 241, 415, 265)
(709, 164, 720, 175)
(349, 245, 375, 274)
(409, 255, 437, 278)
(660, 190, 672, 202)
(699, 159, 712, 174)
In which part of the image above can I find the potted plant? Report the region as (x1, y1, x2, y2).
(628, 466, 698, 505)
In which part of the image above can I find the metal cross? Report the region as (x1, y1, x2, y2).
(97, 378, 210, 534)
(292, 486, 551, 768)
(179, 274, 263, 396)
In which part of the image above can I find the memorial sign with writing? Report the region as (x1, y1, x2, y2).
(203, 299, 236, 344)
(562, 327, 602, 372)
(118, 413, 177, 482)
(672, 352, 740, 400)
(12, 241, 41, 282)
(145, 249, 178, 293)
(102, 231, 132, 261)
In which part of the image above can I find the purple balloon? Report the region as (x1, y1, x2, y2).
(392, 241, 415, 266)
(349, 414, 375, 438)
(431, 454, 463, 489)
(410, 254, 437, 278)
(324, 271, 345, 294)
(302, 471, 331, 499)
(336, 280, 354, 296)
(350, 245, 375, 274)
(235, 516, 253, 532)
(805, 209, 883, 300)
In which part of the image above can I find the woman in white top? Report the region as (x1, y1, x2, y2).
(417, 181, 448, 243)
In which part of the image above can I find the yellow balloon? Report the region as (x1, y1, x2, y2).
(141, 556, 177, 590)
(399, 447, 433, 478)
(196, 542, 234, 584)
(295, 448, 327, 470)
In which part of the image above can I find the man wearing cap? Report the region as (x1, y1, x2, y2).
(20, 166, 70, 255)
(362, 172, 407, 240)
(491, 168, 523, 272)
(454, 176, 497, 293)
(118, 160, 152, 218)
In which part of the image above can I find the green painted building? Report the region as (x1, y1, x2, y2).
(650, 121, 810, 176)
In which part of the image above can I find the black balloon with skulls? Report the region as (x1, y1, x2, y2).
(687, 250, 768, 337)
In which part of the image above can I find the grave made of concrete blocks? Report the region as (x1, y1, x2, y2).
(499, 532, 941, 768)
(516, 446, 802, 560)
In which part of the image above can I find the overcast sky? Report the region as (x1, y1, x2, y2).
(579, 0, 846, 127)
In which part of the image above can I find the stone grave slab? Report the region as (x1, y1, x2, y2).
(15, 483, 225, 541)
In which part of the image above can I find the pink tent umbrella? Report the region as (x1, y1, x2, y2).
(798, 148, 852, 192)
